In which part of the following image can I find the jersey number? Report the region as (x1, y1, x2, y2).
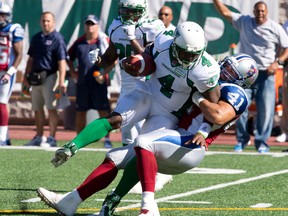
(227, 92, 244, 111)
(159, 75, 175, 98)
(114, 43, 133, 59)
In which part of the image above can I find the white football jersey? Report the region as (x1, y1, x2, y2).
(108, 17, 164, 93)
(147, 33, 220, 116)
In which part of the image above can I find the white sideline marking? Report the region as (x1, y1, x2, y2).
(1, 146, 287, 157)
(185, 168, 246, 174)
(250, 203, 273, 208)
(0, 145, 109, 152)
(94, 199, 211, 204)
(114, 169, 288, 212)
(21, 197, 41, 203)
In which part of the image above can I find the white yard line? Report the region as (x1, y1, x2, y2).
(114, 169, 288, 212)
(2, 146, 288, 156)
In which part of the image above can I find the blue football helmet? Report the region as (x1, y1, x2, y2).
(219, 53, 258, 88)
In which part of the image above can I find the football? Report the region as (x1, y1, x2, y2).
(128, 52, 156, 76)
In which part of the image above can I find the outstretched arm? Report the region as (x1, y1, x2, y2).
(199, 99, 236, 125)
(213, 0, 233, 23)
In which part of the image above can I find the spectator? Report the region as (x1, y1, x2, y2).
(213, 0, 288, 153)
(0, 2, 24, 146)
(158, 5, 175, 32)
(276, 20, 288, 150)
(67, 15, 115, 148)
(23, 12, 68, 147)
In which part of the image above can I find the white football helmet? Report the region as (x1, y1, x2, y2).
(118, 0, 147, 25)
(219, 53, 258, 88)
(0, 1, 12, 27)
(172, 21, 206, 69)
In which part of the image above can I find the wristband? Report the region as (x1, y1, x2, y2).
(7, 66, 17, 76)
(192, 91, 205, 106)
(128, 35, 136, 41)
(196, 122, 212, 139)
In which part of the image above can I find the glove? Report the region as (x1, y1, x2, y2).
(89, 48, 100, 64)
(122, 24, 136, 40)
(192, 91, 205, 107)
(51, 142, 78, 167)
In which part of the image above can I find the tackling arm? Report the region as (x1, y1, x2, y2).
(198, 99, 236, 125)
(201, 84, 221, 103)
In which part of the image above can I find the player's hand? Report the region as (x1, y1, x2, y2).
(0, 74, 10, 85)
(119, 56, 139, 76)
(122, 24, 136, 40)
(89, 48, 100, 64)
(51, 142, 78, 167)
(185, 133, 208, 150)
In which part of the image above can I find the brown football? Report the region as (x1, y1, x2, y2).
(129, 52, 156, 76)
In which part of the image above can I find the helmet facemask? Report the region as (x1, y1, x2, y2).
(172, 22, 206, 69)
(219, 54, 258, 88)
(118, 0, 146, 25)
(172, 43, 205, 69)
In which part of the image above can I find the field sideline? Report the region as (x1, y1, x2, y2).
(0, 145, 287, 216)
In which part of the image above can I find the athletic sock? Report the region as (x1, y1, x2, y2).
(72, 118, 112, 149)
(114, 156, 139, 198)
(76, 159, 118, 201)
(142, 191, 155, 210)
(0, 103, 8, 143)
(135, 147, 157, 192)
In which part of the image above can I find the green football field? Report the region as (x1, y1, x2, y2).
(0, 140, 287, 216)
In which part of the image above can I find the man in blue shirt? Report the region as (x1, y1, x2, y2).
(23, 11, 68, 147)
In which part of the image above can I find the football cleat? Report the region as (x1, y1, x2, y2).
(139, 200, 160, 216)
(99, 191, 121, 216)
(37, 187, 81, 216)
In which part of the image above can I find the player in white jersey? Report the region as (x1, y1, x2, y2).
(36, 53, 258, 216)
(0, 2, 24, 146)
(50, 21, 220, 167)
(89, 0, 165, 146)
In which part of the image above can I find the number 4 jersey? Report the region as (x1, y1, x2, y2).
(146, 32, 220, 116)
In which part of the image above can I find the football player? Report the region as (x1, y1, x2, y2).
(50, 21, 220, 167)
(0, 2, 24, 146)
(90, 0, 165, 147)
(36, 53, 258, 216)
